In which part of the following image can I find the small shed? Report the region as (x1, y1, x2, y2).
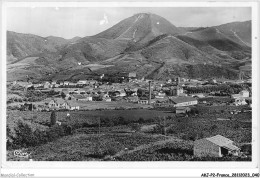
(194, 135, 240, 157)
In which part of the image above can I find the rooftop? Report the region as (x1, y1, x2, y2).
(205, 135, 240, 151)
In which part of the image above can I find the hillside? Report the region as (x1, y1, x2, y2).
(6, 13, 251, 81)
(7, 31, 81, 63)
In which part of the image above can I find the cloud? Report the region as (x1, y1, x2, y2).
(99, 13, 109, 25)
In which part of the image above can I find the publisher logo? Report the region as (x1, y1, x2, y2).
(14, 150, 31, 158)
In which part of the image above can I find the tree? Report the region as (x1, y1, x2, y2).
(61, 92, 66, 99)
(50, 111, 57, 126)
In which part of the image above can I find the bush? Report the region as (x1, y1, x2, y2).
(50, 111, 57, 126)
(13, 120, 37, 148)
(10, 119, 69, 149)
(137, 117, 145, 124)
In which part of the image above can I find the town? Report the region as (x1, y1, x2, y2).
(7, 72, 252, 112)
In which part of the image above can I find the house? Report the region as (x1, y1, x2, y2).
(51, 80, 57, 85)
(155, 91, 166, 98)
(166, 79, 172, 83)
(233, 98, 247, 106)
(176, 107, 191, 114)
(231, 94, 241, 99)
(192, 93, 205, 98)
(69, 82, 77, 87)
(125, 96, 139, 103)
(103, 97, 111, 102)
(48, 99, 59, 109)
(138, 97, 149, 104)
(128, 72, 136, 78)
(72, 94, 92, 101)
(194, 135, 240, 157)
(63, 81, 70, 86)
(66, 100, 80, 110)
(131, 92, 138, 96)
(23, 103, 36, 111)
(232, 90, 250, 99)
(46, 98, 68, 110)
(59, 102, 71, 110)
(119, 91, 127, 97)
(153, 97, 169, 104)
(239, 90, 250, 97)
(44, 82, 51, 89)
(102, 94, 111, 102)
(77, 80, 88, 85)
(169, 97, 198, 107)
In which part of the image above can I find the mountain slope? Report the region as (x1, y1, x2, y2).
(6, 14, 251, 81)
(7, 31, 81, 63)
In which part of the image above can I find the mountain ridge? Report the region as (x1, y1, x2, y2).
(6, 13, 251, 81)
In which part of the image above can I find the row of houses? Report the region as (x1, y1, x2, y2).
(139, 96, 198, 107)
(41, 98, 80, 111)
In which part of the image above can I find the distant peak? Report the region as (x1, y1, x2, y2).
(133, 12, 152, 18)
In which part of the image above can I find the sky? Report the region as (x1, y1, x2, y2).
(6, 7, 251, 39)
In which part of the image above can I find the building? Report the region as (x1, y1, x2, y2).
(233, 98, 247, 106)
(170, 97, 198, 107)
(63, 81, 70, 86)
(44, 82, 51, 89)
(47, 98, 70, 110)
(166, 79, 172, 83)
(125, 96, 139, 103)
(138, 97, 149, 104)
(66, 100, 80, 110)
(102, 94, 111, 102)
(169, 86, 184, 96)
(155, 91, 166, 98)
(231, 90, 250, 99)
(194, 135, 240, 157)
(119, 91, 127, 97)
(72, 94, 92, 101)
(77, 80, 88, 85)
(128, 72, 137, 78)
(239, 90, 250, 97)
(51, 80, 57, 85)
(176, 107, 191, 114)
(138, 99, 149, 104)
(192, 93, 205, 98)
(231, 94, 241, 99)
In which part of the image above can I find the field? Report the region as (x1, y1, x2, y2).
(7, 133, 167, 161)
(7, 109, 174, 124)
(6, 103, 252, 161)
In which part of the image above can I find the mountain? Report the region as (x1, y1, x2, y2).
(94, 13, 183, 42)
(6, 13, 251, 81)
(7, 31, 81, 63)
(58, 13, 184, 64)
